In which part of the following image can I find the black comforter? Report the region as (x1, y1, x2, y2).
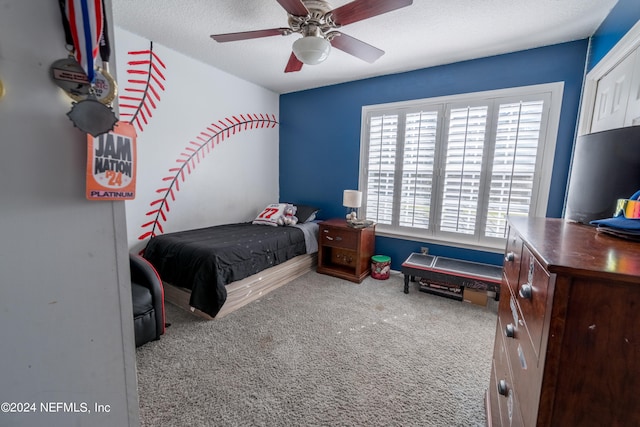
(143, 222, 306, 317)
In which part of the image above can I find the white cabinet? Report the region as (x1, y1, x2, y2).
(591, 47, 640, 132)
(579, 21, 640, 135)
(624, 47, 640, 126)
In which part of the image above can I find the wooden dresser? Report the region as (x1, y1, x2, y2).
(317, 219, 375, 283)
(486, 217, 640, 427)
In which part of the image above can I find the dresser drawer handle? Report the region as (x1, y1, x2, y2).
(519, 283, 533, 299)
(498, 379, 509, 396)
(505, 323, 515, 338)
(504, 252, 515, 262)
(324, 236, 342, 241)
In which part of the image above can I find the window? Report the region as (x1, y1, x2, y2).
(360, 83, 563, 250)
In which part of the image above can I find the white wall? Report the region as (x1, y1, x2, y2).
(0, 2, 139, 426)
(114, 29, 280, 253)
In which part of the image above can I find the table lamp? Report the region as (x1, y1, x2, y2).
(343, 190, 362, 222)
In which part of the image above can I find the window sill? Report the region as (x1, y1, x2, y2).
(374, 227, 506, 254)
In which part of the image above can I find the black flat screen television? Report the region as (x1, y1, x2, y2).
(564, 125, 640, 224)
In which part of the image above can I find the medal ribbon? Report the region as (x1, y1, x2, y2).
(64, 0, 103, 83)
(99, 0, 111, 65)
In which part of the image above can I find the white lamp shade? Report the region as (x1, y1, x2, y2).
(292, 36, 331, 65)
(343, 190, 363, 208)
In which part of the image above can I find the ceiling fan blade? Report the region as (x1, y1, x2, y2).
(276, 0, 309, 16)
(211, 28, 291, 43)
(329, 32, 384, 63)
(330, 0, 413, 26)
(284, 52, 304, 73)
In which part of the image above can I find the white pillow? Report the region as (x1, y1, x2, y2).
(252, 203, 288, 226)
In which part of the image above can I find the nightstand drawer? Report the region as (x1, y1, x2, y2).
(320, 226, 358, 249)
(330, 248, 356, 267)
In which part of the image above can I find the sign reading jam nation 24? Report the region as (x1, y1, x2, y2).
(86, 121, 137, 200)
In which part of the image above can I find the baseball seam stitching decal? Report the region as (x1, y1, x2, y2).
(138, 113, 279, 240)
(119, 41, 167, 132)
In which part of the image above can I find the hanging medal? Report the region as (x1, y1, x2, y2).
(54, 0, 117, 137)
(93, 6, 117, 106)
(50, 0, 91, 98)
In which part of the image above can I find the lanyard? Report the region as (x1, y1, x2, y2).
(58, 0, 104, 83)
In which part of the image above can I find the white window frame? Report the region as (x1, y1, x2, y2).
(359, 82, 564, 252)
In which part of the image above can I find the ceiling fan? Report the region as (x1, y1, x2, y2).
(210, 0, 413, 73)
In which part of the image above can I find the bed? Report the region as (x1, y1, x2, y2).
(142, 204, 320, 319)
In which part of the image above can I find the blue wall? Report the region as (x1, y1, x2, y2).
(589, 0, 640, 70)
(280, 40, 589, 268)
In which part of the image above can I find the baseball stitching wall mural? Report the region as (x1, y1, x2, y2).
(137, 114, 279, 241)
(119, 42, 167, 133)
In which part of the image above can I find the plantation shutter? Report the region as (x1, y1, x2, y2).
(439, 106, 488, 234)
(366, 114, 398, 224)
(485, 100, 545, 237)
(399, 110, 439, 229)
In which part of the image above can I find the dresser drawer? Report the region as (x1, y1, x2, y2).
(500, 285, 541, 426)
(320, 226, 358, 250)
(515, 246, 550, 358)
(491, 326, 524, 427)
(503, 227, 523, 292)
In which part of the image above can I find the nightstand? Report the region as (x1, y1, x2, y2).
(316, 219, 376, 283)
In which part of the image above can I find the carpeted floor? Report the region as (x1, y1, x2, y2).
(135, 271, 498, 427)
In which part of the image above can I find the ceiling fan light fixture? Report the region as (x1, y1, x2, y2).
(292, 36, 331, 65)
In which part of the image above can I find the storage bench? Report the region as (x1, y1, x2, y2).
(401, 253, 502, 301)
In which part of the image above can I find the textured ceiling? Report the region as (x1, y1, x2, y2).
(112, 0, 618, 94)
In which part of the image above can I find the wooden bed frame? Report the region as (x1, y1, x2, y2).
(163, 253, 318, 319)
